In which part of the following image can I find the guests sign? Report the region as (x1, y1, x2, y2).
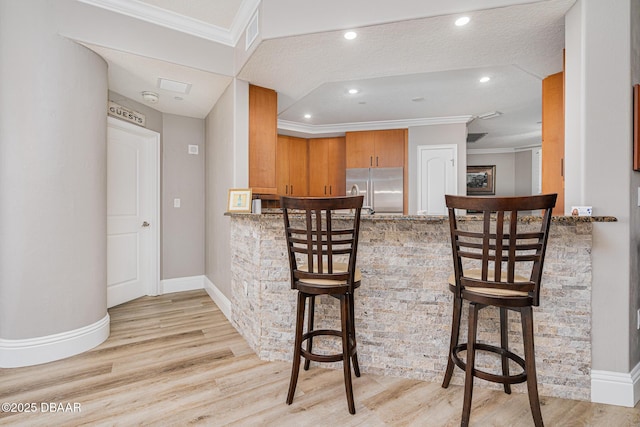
(108, 101, 145, 127)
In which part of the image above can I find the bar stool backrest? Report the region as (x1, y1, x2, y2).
(281, 196, 364, 293)
(445, 194, 557, 306)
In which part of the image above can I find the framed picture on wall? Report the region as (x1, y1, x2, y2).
(227, 188, 252, 213)
(467, 165, 496, 195)
(634, 84, 640, 171)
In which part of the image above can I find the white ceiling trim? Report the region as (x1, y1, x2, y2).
(279, 115, 473, 135)
(78, 0, 260, 46)
(467, 144, 542, 155)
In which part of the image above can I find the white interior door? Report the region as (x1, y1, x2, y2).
(417, 145, 457, 215)
(107, 117, 159, 308)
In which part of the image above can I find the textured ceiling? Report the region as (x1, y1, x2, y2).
(69, 0, 576, 149)
(239, 0, 574, 148)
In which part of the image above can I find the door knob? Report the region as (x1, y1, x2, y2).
(142, 221, 150, 227)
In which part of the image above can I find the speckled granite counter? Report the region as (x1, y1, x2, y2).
(227, 212, 615, 401)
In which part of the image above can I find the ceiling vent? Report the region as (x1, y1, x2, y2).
(476, 111, 503, 120)
(467, 132, 488, 143)
(246, 12, 259, 51)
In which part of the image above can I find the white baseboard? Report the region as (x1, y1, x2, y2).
(591, 362, 640, 407)
(0, 314, 110, 368)
(204, 276, 232, 321)
(160, 275, 205, 294)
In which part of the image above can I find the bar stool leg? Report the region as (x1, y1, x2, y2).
(521, 306, 544, 427)
(500, 307, 512, 394)
(462, 302, 479, 427)
(287, 292, 306, 405)
(442, 295, 462, 388)
(304, 296, 315, 371)
(347, 292, 360, 377)
(341, 295, 356, 414)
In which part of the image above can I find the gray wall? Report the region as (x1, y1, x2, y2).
(630, 0, 640, 369)
(0, 0, 107, 339)
(407, 123, 467, 214)
(566, 0, 634, 373)
(108, 92, 205, 281)
(515, 150, 533, 196)
(205, 79, 249, 299)
(468, 152, 515, 196)
(162, 114, 205, 279)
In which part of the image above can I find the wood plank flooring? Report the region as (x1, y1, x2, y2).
(1, 290, 639, 426)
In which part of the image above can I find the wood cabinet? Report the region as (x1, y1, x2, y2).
(345, 129, 406, 168)
(308, 137, 346, 196)
(541, 71, 564, 215)
(249, 84, 277, 194)
(276, 135, 308, 196)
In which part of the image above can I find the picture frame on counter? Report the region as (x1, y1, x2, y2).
(227, 188, 252, 213)
(466, 165, 496, 195)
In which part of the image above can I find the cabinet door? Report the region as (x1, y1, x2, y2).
(308, 139, 330, 196)
(288, 136, 308, 196)
(541, 72, 564, 215)
(326, 137, 346, 196)
(374, 129, 406, 168)
(276, 135, 291, 196)
(345, 131, 375, 168)
(249, 85, 277, 193)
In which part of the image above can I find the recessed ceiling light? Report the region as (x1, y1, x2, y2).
(348, 89, 359, 94)
(479, 76, 491, 83)
(344, 31, 357, 40)
(304, 114, 311, 119)
(455, 17, 470, 26)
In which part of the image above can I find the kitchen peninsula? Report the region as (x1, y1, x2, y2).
(227, 212, 614, 402)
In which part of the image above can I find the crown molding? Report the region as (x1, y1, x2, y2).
(278, 115, 473, 135)
(467, 144, 542, 155)
(78, 0, 260, 47)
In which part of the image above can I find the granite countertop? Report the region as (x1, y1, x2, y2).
(226, 209, 617, 223)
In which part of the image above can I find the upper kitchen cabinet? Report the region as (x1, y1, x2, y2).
(249, 84, 278, 194)
(541, 72, 564, 215)
(308, 137, 346, 197)
(345, 129, 406, 168)
(276, 135, 308, 196)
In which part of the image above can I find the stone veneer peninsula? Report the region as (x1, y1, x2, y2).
(227, 211, 616, 401)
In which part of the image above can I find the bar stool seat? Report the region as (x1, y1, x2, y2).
(281, 195, 364, 415)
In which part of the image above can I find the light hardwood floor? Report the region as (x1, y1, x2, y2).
(1, 290, 639, 426)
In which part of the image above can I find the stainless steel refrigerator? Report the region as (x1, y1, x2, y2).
(346, 167, 403, 214)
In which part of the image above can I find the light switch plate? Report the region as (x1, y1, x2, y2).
(174, 198, 181, 208)
(188, 145, 199, 155)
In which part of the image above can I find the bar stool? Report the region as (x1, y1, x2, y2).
(281, 195, 364, 414)
(441, 194, 556, 427)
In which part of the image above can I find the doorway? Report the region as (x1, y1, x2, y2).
(107, 117, 160, 308)
(417, 144, 458, 215)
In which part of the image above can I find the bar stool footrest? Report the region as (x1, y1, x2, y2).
(452, 342, 527, 385)
(300, 329, 357, 363)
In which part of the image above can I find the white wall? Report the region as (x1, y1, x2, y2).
(0, 0, 107, 349)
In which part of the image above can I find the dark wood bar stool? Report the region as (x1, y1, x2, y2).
(281, 195, 364, 414)
(441, 194, 556, 427)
